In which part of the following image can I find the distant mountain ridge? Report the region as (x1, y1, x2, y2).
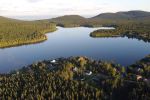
(49, 15, 87, 27)
(0, 10, 150, 26)
(51, 15, 86, 21)
(0, 16, 19, 22)
(1, 10, 150, 22)
(91, 10, 150, 20)
(48, 10, 150, 26)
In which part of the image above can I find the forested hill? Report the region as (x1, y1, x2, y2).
(51, 15, 87, 22)
(91, 10, 150, 20)
(0, 10, 150, 48)
(0, 16, 57, 48)
(49, 15, 88, 27)
(0, 16, 19, 21)
(48, 10, 150, 27)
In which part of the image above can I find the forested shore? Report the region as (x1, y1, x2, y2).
(0, 56, 150, 100)
(0, 17, 57, 48)
(90, 23, 150, 42)
(0, 10, 150, 48)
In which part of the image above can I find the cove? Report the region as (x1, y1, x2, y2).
(0, 27, 150, 73)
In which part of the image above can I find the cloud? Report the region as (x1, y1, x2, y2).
(0, 0, 149, 19)
(1, 0, 101, 16)
(26, 0, 42, 3)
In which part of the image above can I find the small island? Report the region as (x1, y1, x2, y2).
(90, 29, 120, 37)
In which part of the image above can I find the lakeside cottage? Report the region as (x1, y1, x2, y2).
(73, 67, 78, 72)
(81, 78, 85, 81)
(17, 71, 20, 75)
(85, 71, 92, 76)
(51, 59, 56, 63)
(144, 78, 150, 85)
(136, 75, 142, 81)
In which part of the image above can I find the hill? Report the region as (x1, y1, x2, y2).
(0, 10, 150, 47)
(49, 15, 88, 27)
(91, 10, 150, 22)
(0, 16, 56, 48)
(48, 10, 150, 27)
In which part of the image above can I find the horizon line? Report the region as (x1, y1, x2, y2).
(1, 9, 149, 21)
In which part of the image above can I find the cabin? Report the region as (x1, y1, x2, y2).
(144, 78, 150, 86)
(137, 68, 141, 72)
(136, 75, 142, 81)
(78, 57, 86, 62)
(73, 67, 78, 72)
(85, 71, 92, 75)
(51, 59, 56, 63)
(81, 78, 85, 81)
(17, 71, 19, 75)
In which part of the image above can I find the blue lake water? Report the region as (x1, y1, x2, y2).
(0, 27, 150, 73)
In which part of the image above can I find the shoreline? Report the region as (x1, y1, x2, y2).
(0, 28, 57, 48)
(0, 54, 149, 74)
(0, 26, 110, 48)
(1, 56, 150, 99)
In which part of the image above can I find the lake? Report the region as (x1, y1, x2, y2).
(0, 27, 150, 73)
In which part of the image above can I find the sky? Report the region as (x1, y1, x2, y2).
(0, 0, 150, 20)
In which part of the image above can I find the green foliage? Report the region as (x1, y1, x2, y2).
(127, 55, 150, 78)
(50, 15, 87, 28)
(1, 56, 150, 99)
(90, 29, 120, 37)
(90, 23, 150, 43)
(0, 17, 56, 48)
(0, 57, 104, 99)
(49, 11, 150, 28)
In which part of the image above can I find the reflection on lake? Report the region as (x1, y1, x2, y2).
(0, 27, 150, 73)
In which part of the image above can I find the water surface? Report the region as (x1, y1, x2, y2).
(0, 27, 150, 73)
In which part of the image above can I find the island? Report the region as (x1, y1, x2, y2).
(90, 29, 120, 37)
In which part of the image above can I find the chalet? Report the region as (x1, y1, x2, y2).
(51, 59, 56, 63)
(136, 75, 142, 81)
(144, 78, 150, 86)
(85, 71, 92, 75)
(81, 78, 85, 81)
(144, 78, 148, 82)
(137, 68, 141, 72)
(78, 57, 85, 62)
(73, 67, 78, 72)
(17, 71, 19, 75)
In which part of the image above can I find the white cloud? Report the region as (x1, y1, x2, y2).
(26, 0, 42, 3)
(0, 0, 109, 17)
(0, 0, 149, 19)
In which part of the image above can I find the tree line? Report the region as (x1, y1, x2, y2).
(0, 56, 150, 100)
(0, 18, 56, 48)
